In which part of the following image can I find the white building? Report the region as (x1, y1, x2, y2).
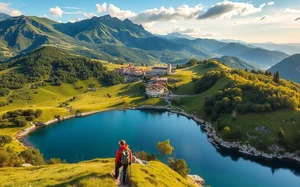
(145, 81, 168, 98)
(147, 64, 172, 76)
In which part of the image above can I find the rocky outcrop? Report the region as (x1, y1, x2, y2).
(132, 156, 149, 165)
(188, 175, 205, 186)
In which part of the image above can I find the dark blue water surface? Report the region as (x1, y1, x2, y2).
(24, 110, 300, 187)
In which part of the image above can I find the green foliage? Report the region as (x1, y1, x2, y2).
(34, 109, 43, 118)
(273, 71, 280, 84)
(156, 139, 174, 161)
(134, 151, 158, 161)
(0, 135, 12, 147)
(48, 158, 66, 165)
(19, 147, 46, 166)
(277, 128, 285, 140)
(102, 71, 125, 86)
(195, 70, 226, 93)
(0, 148, 23, 167)
(168, 157, 190, 178)
(0, 88, 10, 96)
(204, 69, 300, 120)
(0, 47, 124, 93)
(223, 126, 231, 135)
(13, 116, 28, 127)
(1, 109, 43, 127)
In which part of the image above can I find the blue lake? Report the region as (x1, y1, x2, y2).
(24, 110, 300, 187)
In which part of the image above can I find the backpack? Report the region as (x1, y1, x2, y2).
(119, 148, 130, 165)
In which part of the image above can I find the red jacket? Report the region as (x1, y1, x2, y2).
(115, 144, 133, 164)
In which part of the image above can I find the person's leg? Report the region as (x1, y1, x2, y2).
(114, 162, 122, 179)
(122, 164, 128, 183)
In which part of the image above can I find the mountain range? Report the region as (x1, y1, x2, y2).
(268, 54, 300, 83)
(0, 14, 294, 69)
(212, 56, 256, 70)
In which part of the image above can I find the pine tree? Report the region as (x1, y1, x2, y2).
(273, 71, 280, 84)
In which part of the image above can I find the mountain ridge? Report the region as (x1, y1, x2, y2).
(0, 14, 290, 66)
(268, 54, 300, 83)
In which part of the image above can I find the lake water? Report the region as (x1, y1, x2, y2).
(24, 110, 300, 187)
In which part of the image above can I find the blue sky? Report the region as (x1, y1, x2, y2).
(1, 0, 300, 43)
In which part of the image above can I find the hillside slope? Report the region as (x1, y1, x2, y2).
(214, 43, 289, 67)
(212, 56, 255, 70)
(268, 54, 300, 83)
(0, 158, 195, 187)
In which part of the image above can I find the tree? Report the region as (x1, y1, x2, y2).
(34, 109, 43, 118)
(156, 139, 174, 161)
(168, 157, 190, 178)
(223, 126, 231, 137)
(273, 71, 280, 84)
(19, 147, 45, 166)
(277, 128, 285, 140)
(0, 135, 12, 147)
(13, 116, 28, 127)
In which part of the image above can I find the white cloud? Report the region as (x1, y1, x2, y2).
(50, 6, 63, 17)
(107, 4, 136, 20)
(63, 7, 82, 10)
(284, 8, 300, 14)
(132, 4, 203, 24)
(64, 11, 82, 15)
(42, 14, 48, 18)
(170, 26, 213, 38)
(0, 2, 22, 16)
(83, 12, 97, 18)
(69, 20, 76, 23)
(198, 1, 265, 19)
(267, 2, 275, 6)
(96, 2, 107, 13)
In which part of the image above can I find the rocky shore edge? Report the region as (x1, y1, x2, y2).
(14, 105, 300, 165)
(136, 105, 300, 164)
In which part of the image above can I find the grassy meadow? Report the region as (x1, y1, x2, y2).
(0, 158, 195, 187)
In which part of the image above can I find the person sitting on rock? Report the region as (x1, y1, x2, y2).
(113, 140, 133, 184)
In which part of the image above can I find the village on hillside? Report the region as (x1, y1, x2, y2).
(116, 64, 176, 98)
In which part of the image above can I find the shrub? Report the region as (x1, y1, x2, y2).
(0, 135, 12, 147)
(277, 128, 285, 140)
(34, 109, 43, 118)
(0, 148, 23, 167)
(19, 147, 45, 166)
(168, 157, 190, 178)
(13, 116, 28, 127)
(134, 151, 158, 161)
(48, 158, 66, 165)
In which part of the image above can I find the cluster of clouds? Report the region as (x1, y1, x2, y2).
(170, 26, 213, 38)
(46, 1, 300, 36)
(92, 1, 275, 23)
(0, 2, 22, 16)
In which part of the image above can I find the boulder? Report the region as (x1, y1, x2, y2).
(188, 174, 205, 185)
(21, 163, 33, 167)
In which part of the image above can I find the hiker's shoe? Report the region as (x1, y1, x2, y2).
(110, 172, 118, 181)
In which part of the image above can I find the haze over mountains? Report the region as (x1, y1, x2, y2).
(0, 14, 298, 77)
(268, 54, 300, 83)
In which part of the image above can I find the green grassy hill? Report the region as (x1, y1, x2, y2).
(0, 158, 195, 187)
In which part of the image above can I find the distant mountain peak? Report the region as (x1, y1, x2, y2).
(0, 12, 11, 20)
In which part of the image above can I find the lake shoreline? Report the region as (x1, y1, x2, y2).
(16, 105, 300, 165)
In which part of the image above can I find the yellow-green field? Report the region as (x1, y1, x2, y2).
(0, 158, 195, 187)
